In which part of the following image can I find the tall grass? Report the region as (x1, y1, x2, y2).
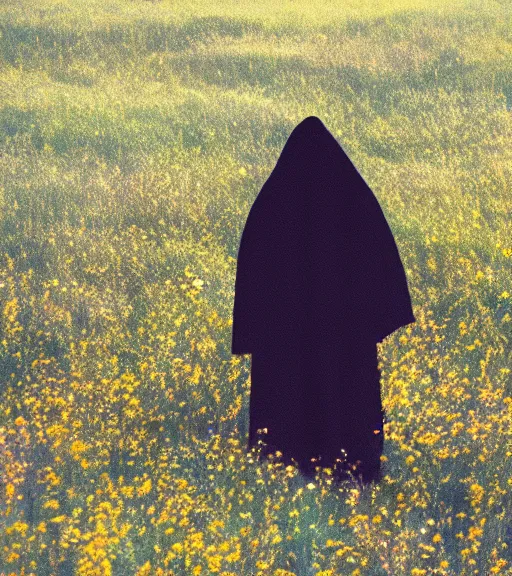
(0, 0, 512, 574)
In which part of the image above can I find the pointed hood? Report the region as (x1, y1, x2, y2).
(257, 116, 373, 215)
(232, 116, 415, 355)
(272, 116, 340, 173)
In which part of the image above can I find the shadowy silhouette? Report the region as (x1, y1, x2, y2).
(232, 116, 416, 485)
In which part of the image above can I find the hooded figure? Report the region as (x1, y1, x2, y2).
(232, 116, 415, 484)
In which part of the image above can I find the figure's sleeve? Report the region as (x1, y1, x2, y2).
(372, 224, 416, 344)
(231, 210, 262, 355)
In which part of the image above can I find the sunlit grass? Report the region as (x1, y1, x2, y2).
(1, 0, 512, 574)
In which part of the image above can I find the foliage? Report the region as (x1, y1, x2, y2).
(1, 0, 512, 574)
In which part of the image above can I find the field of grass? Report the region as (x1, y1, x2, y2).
(1, 0, 512, 574)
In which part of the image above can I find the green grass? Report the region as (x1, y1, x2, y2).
(1, 0, 512, 574)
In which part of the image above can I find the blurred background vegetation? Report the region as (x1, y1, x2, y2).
(0, 0, 511, 574)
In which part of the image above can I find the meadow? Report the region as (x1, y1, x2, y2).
(0, 0, 512, 573)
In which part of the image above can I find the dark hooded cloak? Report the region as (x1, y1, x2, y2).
(232, 116, 416, 484)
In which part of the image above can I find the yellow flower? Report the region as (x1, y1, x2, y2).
(5, 521, 29, 536)
(468, 526, 484, 541)
(14, 416, 26, 426)
(37, 522, 47, 533)
(490, 559, 508, 573)
(71, 440, 87, 454)
(207, 554, 222, 572)
(137, 478, 152, 497)
(469, 483, 484, 506)
(5, 483, 15, 498)
(433, 533, 442, 543)
(348, 514, 368, 527)
(136, 561, 151, 576)
(6, 552, 20, 563)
